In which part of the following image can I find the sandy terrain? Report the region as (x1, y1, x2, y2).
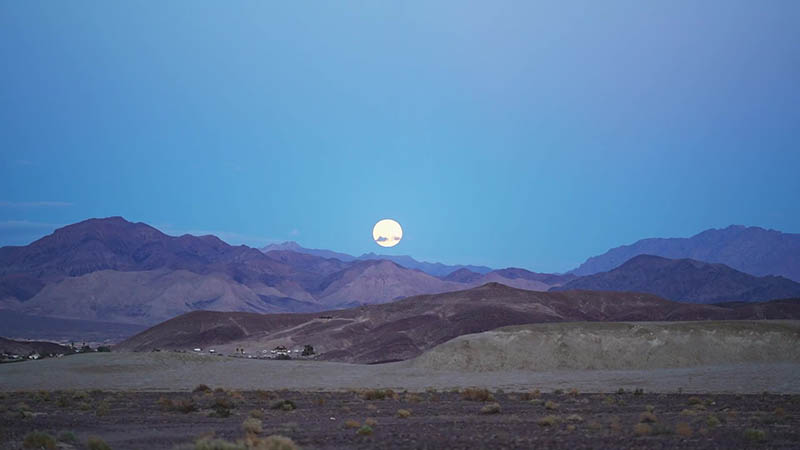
(2, 388, 799, 449)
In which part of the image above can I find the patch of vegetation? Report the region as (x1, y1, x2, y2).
(537, 415, 559, 427)
(633, 388, 644, 396)
(72, 390, 89, 401)
(58, 430, 77, 444)
(78, 401, 92, 411)
(194, 438, 246, 450)
(675, 422, 693, 438)
(520, 389, 541, 401)
(705, 414, 721, 427)
(249, 409, 264, 419)
(566, 414, 583, 423)
(86, 436, 112, 450)
(23, 431, 56, 449)
(96, 400, 110, 417)
(193, 384, 212, 393)
(396, 409, 411, 418)
(56, 395, 72, 408)
(405, 393, 422, 403)
(461, 388, 494, 402)
(270, 399, 296, 411)
(242, 417, 263, 435)
(634, 423, 652, 436)
(544, 400, 559, 410)
(687, 396, 704, 406)
(361, 389, 396, 401)
(480, 402, 501, 415)
(567, 388, 579, 397)
(364, 418, 377, 427)
(357, 425, 373, 436)
(344, 419, 360, 429)
(743, 428, 766, 442)
(639, 411, 657, 423)
(553, 389, 564, 395)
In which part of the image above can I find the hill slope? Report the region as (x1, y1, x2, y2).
(572, 225, 800, 281)
(116, 283, 800, 363)
(555, 255, 800, 303)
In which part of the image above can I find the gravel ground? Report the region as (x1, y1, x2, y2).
(1, 352, 799, 394)
(1, 389, 798, 449)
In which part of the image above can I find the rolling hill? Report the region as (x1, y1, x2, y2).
(554, 254, 800, 303)
(116, 283, 800, 363)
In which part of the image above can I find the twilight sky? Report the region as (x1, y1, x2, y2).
(1, 1, 799, 272)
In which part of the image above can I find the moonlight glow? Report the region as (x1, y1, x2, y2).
(372, 219, 403, 248)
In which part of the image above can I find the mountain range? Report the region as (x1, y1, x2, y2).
(261, 241, 492, 276)
(0, 217, 569, 327)
(2, 217, 800, 340)
(571, 225, 800, 281)
(553, 254, 800, 303)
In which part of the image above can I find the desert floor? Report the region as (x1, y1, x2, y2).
(1, 387, 798, 449)
(1, 352, 799, 394)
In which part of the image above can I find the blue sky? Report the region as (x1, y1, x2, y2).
(1, 1, 799, 272)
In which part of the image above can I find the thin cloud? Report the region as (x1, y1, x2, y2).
(0, 201, 73, 207)
(376, 236, 389, 242)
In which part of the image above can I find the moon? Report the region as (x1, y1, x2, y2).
(372, 219, 403, 248)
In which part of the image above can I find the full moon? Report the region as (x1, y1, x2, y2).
(372, 219, 403, 248)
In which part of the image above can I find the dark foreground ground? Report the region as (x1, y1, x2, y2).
(1, 389, 798, 449)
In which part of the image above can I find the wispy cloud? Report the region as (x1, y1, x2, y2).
(0, 201, 73, 207)
(376, 236, 389, 242)
(289, 228, 300, 237)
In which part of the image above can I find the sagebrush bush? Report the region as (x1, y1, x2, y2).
(396, 409, 411, 418)
(706, 414, 721, 427)
(743, 428, 766, 442)
(639, 411, 657, 423)
(520, 389, 541, 401)
(249, 409, 264, 419)
(361, 389, 396, 401)
(270, 400, 296, 411)
(544, 400, 559, 410)
(480, 402, 501, 415)
(357, 425, 373, 436)
(461, 388, 493, 402)
(566, 414, 583, 423)
(537, 415, 558, 427)
(242, 417, 263, 435)
(58, 431, 77, 444)
(87, 436, 112, 450)
(634, 423, 652, 436)
(364, 418, 377, 427)
(23, 431, 56, 449)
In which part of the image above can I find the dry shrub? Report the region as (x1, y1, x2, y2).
(344, 419, 360, 429)
(706, 414, 721, 427)
(366, 404, 377, 411)
(242, 417, 263, 435)
(774, 407, 786, 417)
(480, 402, 501, 415)
(256, 390, 274, 401)
(639, 411, 657, 423)
(566, 414, 583, 423)
(566, 424, 576, 432)
(250, 409, 264, 419)
(544, 400, 559, 410)
(744, 428, 766, 442)
(537, 415, 559, 427)
(396, 409, 411, 418)
(364, 418, 377, 427)
(158, 396, 174, 411)
(96, 400, 110, 417)
(87, 436, 111, 450)
(608, 416, 622, 432)
(520, 389, 541, 401)
(23, 431, 56, 449)
(461, 388, 493, 402)
(361, 389, 396, 401)
(405, 393, 422, 403)
(676, 422, 693, 438)
(687, 396, 703, 406)
(193, 384, 212, 393)
(270, 400, 296, 411)
(680, 408, 697, 416)
(568, 388, 579, 397)
(634, 423, 652, 436)
(357, 425, 373, 436)
(313, 397, 325, 407)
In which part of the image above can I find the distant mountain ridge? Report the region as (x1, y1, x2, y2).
(261, 241, 492, 277)
(555, 254, 800, 303)
(571, 225, 800, 282)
